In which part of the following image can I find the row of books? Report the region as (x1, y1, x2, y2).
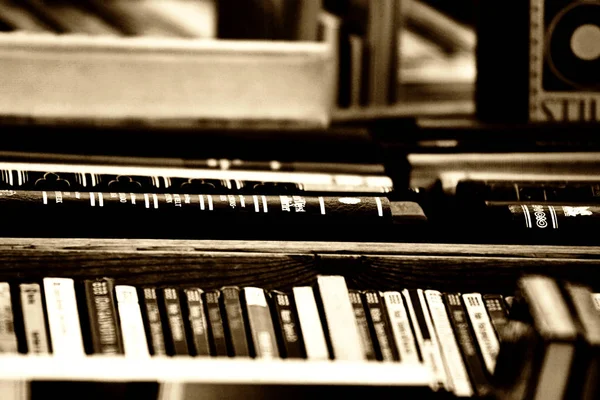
(0, 0, 215, 38)
(1, 274, 517, 398)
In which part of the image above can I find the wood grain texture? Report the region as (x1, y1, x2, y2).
(0, 238, 598, 293)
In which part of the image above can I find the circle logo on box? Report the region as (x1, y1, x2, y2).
(338, 197, 361, 205)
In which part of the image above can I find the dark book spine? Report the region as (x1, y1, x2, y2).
(161, 288, 189, 356)
(141, 287, 166, 356)
(269, 290, 305, 359)
(443, 293, 492, 398)
(483, 294, 509, 339)
(183, 288, 210, 357)
(220, 286, 250, 357)
(205, 290, 228, 356)
(243, 287, 279, 358)
(348, 289, 376, 360)
(363, 290, 399, 361)
(84, 278, 124, 355)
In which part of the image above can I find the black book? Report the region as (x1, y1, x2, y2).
(220, 286, 250, 357)
(182, 288, 211, 357)
(483, 294, 509, 340)
(205, 290, 228, 357)
(269, 290, 305, 359)
(83, 278, 124, 355)
(140, 287, 166, 356)
(363, 290, 399, 361)
(160, 288, 189, 356)
(348, 289, 376, 360)
(444, 293, 493, 398)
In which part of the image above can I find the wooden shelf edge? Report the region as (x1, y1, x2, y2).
(0, 356, 431, 386)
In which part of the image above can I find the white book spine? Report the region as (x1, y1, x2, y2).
(43, 278, 85, 357)
(425, 290, 473, 398)
(0, 282, 18, 353)
(316, 276, 365, 361)
(382, 291, 420, 363)
(402, 289, 447, 391)
(292, 286, 329, 361)
(19, 283, 50, 354)
(115, 285, 150, 358)
(462, 293, 500, 374)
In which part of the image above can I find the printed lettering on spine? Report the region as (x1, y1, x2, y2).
(140, 287, 166, 356)
(84, 278, 124, 355)
(19, 283, 50, 354)
(243, 287, 279, 359)
(382, 291, 419, 364)
(161, 288, 189, 356)
(0, 282, 18, 353)
(348, 290, 376, 360)
(530, 0, 600, 122)
(221, 286, 250, 357)
(363, 290, 399, 361)
(183, 288, 211, 357)
(461, 293, 500, 375)
(205, 290, 228, 357)
(483, 294, 509, 339)
(270, 290, 305, 359)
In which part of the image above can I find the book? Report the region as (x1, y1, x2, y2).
(183, 288, 210, 357)
(83, 278, 124, 355)
(461, 293, 500, 375)
(403, 289, 447, 391)
(43, 277, 85, 357)
(205, 290, 228, 356)
(292, 286, 329, 360)
(140, 287, 166, 356)
(221, 286, 250, 357)
(315, 275, 365, 361)
(115, 285, 150, 357)
(348, 289, 376, 360)
(19, 283, 50, 354)
(161, 288, 189, 356)
(382, 291, 420, 364)
(243, 287, 279, 358)
(444, 293, 492, 398)
(269, 290, 305, 358)
(483, 294, 509, 339)
(363, 290, 399, 361)
(0, 282, 18, 353)
(425, 290, 473, 397)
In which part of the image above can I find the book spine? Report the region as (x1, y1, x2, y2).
(269, 290, 305, 359)
(115, 285, 150, 357)
(443, 293, 492, 398)
(205, 290, 228, 356)
(592, 293, 600, 312)
(425, 290, 473, 398)
(183, 288, 211, 357)
(483, 294, 509, 339)
(161, 288, 189, 356)
(348, 289, 376, 360)
(292, 286, 329, 360)
(84, 278, 124, 355)
(462, 293, 500, 374)
(221, 286, 250, 357)
(363, 290, 398, 361)
(403, 289, 447, 391)
(382, 291, 420, 364)
(243, 287, 279, 359)
(0, 282, 18, 353)
(43, 278, 85, 357)
(315, 275, 365, 361)
(19, 283, 50, 354)
(141, 287, 166, 356)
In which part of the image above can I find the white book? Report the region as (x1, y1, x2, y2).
(316, 275, 365, 361)
(591, 293, 600, 312)
(43, 278, 85, 357)
(115, 285, 150, 358)
(19, 283, 50, 354)
(0, 282, 18, 353)
(425, 290, 473, 398)
(382, 291, 420, 364)
(462, 293, 500, 374)
(292, 286, 329, 360)
(0, 380, 28, 400)
(402, 289, 448, 391)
